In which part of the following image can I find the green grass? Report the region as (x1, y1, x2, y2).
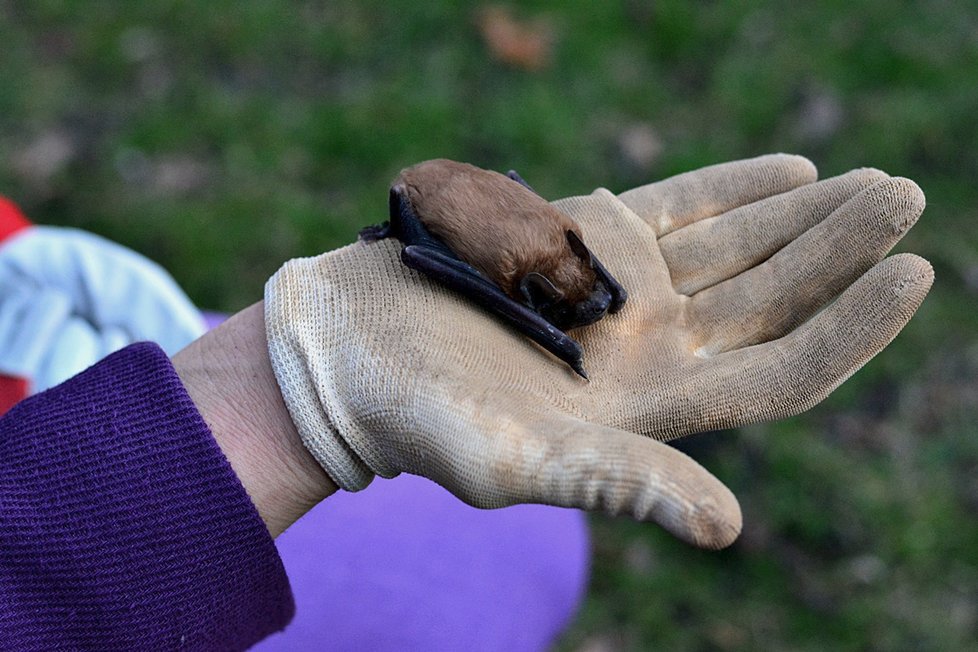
(3, 2, 977, 649)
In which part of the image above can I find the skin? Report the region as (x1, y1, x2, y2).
(172, 302, 337, 538)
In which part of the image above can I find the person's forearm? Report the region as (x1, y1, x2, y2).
(173, 301, 337, 537)
(0, 341, 296, 648)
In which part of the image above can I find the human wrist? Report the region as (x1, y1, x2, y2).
(172, 301, 337, 537)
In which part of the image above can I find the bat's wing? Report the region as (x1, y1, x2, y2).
(591, 253, 627, 314)
(401, 245, 587, 378)
(358, 185, 459, 258)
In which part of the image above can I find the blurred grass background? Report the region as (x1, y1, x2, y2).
(2, 1, 977, 649)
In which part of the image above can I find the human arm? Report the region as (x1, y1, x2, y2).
(0, 201, 333, 538)
(0, 342, 293, 650)
(172, 301, 338, 538)
(0, 198, 326, 647)
(0, 152, 931, 648)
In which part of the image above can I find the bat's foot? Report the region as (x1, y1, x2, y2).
(359, 222, 392, 242)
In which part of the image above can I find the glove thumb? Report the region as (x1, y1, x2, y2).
(430, 413, 743, 550)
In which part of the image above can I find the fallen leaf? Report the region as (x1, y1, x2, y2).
(475, 5, 555, 71)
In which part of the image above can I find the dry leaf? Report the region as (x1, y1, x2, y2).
(475, 5, 555, 71)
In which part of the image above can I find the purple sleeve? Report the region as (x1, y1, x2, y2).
(0, 342, 293, 650)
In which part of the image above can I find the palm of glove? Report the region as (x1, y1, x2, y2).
(265, 155, 933, 549)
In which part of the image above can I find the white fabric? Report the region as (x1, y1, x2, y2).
(0, 226, 205, 392)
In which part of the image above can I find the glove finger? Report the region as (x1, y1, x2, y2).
(675, 254, 933, 431)
(660, 168, 890, 295)
(454, 415, 742, 550)
(688, 177, 924, 355)
(617, 154, 817, 237)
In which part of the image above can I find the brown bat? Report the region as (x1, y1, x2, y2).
(359, 159, 627, 378)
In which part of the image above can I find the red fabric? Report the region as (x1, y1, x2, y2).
(0, 375, 29, 415)
(0, 196, 32, 243)
(0, 196, 33, 413)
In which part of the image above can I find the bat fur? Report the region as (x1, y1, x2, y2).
(361, 159, 627, 377)
(395, 159, 597, 306)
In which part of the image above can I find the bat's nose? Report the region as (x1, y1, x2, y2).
(567, 287, 612, 328)
(582, 295, 611, 320)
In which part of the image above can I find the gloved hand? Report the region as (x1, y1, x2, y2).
(264, 154, 933, 549)
(0, 197, 206, 394)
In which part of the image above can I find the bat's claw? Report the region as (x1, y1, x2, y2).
(359, 222, 392, 242)
(571, 360, 589, 380)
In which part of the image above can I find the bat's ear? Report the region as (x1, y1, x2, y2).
(520, 272, 564, 311)
(566, 230, 595, 267)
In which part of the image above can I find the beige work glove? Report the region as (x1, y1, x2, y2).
(265, 154, 932, 549)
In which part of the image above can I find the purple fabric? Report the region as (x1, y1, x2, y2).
(0, 343, 292, 650)
(254, 474, 590, 651)
(204, 310, 591, 651)
(203, 311, 228, 330)
(3, 307, 590, 649)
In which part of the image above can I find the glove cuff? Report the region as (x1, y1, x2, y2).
(264, 264, 375, 491)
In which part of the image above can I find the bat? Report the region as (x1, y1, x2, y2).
(359, 159, 627, 378)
